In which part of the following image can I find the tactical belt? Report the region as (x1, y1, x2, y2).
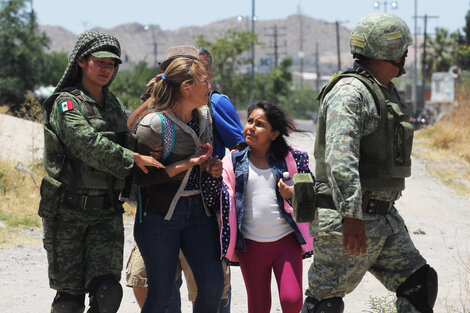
(316, 194, 394, 215)
(60, 191, 120, 209)
(361, 197, 394, 215)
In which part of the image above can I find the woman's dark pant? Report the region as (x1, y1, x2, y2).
(135, 194, 223, 313)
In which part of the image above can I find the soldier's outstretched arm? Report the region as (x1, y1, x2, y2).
(133, 153, 165, 174)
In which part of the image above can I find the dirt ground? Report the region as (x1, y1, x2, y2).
(0, 115, 469, 312)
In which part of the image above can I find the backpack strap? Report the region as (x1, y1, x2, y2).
(285, 149, 299, 176)
(156, 113, 175, 161)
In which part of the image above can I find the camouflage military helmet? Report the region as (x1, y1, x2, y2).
(350, 13, 412, 60)
(55, 31, 122, 92)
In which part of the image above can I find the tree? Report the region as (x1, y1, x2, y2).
(281, 86, 318, 120)
(463, 10, 470, 45)
(0, 0, 49, 106)
(253, 58, 317, 119)
(423, 27, 456, 80)
(196, 29, 259, 108)
(254, 58, 293, 105)
(40, 51, 69, 87)
(455, 10, 470, 70)
(111, 61, 155, 109)
(455, 44, 470, 71)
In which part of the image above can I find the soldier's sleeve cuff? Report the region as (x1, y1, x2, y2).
(340, 207, 363, 220)
(123, 148, 135, 170)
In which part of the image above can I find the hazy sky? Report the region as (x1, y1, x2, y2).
(32, 0, 468, 35)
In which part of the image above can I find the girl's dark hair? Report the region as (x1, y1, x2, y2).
(246, 101, 299, 159)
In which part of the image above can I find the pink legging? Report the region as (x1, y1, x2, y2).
(237, 232, 303, 313)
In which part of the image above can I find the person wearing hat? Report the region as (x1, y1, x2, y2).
(299, 14, 438, 313)
(40, 31, 163, 313)
(126, 45, 243, 313)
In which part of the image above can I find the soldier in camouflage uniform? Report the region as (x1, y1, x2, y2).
(300, 14, 438, 313)
(39, 31, 163, 313)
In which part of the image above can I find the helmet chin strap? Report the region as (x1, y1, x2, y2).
(386, 49, 408, 77)
(386, 59, 406, 77)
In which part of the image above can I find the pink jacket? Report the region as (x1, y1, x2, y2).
(220, 147, 313, 263)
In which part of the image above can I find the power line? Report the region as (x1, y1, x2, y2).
(265, 25, 287, 68)
(331, 21, 348, 71)
(298, 2, 305, 87)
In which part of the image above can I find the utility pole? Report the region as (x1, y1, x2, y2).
(412, 0, 418, 114)
(144, 25, 158, 69)
(415, 14, 438, 111)
(315, 42, 320, 92)
(331, 21, 347, 71)
(336, 21, 341, 71)
(265, 25, 287, 67)
(250, 0, 256, 104)
(153, 41, 157, 70)
(298, 2, 305, 87)
(28, 0, 34, 29)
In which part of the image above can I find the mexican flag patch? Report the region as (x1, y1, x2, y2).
(59, 100, 74, 113)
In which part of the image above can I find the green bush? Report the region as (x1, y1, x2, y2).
(111, 61, 155, 109)
(364, 294, 397, 313)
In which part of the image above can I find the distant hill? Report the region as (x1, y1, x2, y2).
(39, 15, 353, 75)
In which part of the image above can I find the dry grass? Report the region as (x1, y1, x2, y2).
(443, 233, 470, 313)
(0, 159, 44, 247)
(414, 87, 470, 195)
(0, 157, 136, 247)
(0, 105, 9, 114)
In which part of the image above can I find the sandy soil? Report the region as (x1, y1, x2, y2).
(0, 114, 44, 164)
(0, 115, 469, 312)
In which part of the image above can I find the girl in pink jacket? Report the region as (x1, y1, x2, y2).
(204, 101, 314, 313)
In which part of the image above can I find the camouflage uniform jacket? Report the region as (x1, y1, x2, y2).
(48, 84, 134, 195)
(313, 63, 408, 237)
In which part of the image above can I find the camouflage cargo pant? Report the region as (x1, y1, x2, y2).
(42, 204, 124, 295)
(306, 228, 427, 313)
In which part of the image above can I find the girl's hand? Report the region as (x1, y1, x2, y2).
(188, 143, 213, 166)
(277, 179, 293, 199)
(205, 157, 223, 178)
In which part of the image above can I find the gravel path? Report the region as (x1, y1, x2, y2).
(1, 116, 469, 312)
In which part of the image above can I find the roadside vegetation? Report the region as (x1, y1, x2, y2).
(414, 82, 470, 196)
(411, 82, 470, 313)
(0, 157, 136, 247)
(0, 159, 43, 247)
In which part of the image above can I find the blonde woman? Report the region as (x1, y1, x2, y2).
(133, 57, 224, 313)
